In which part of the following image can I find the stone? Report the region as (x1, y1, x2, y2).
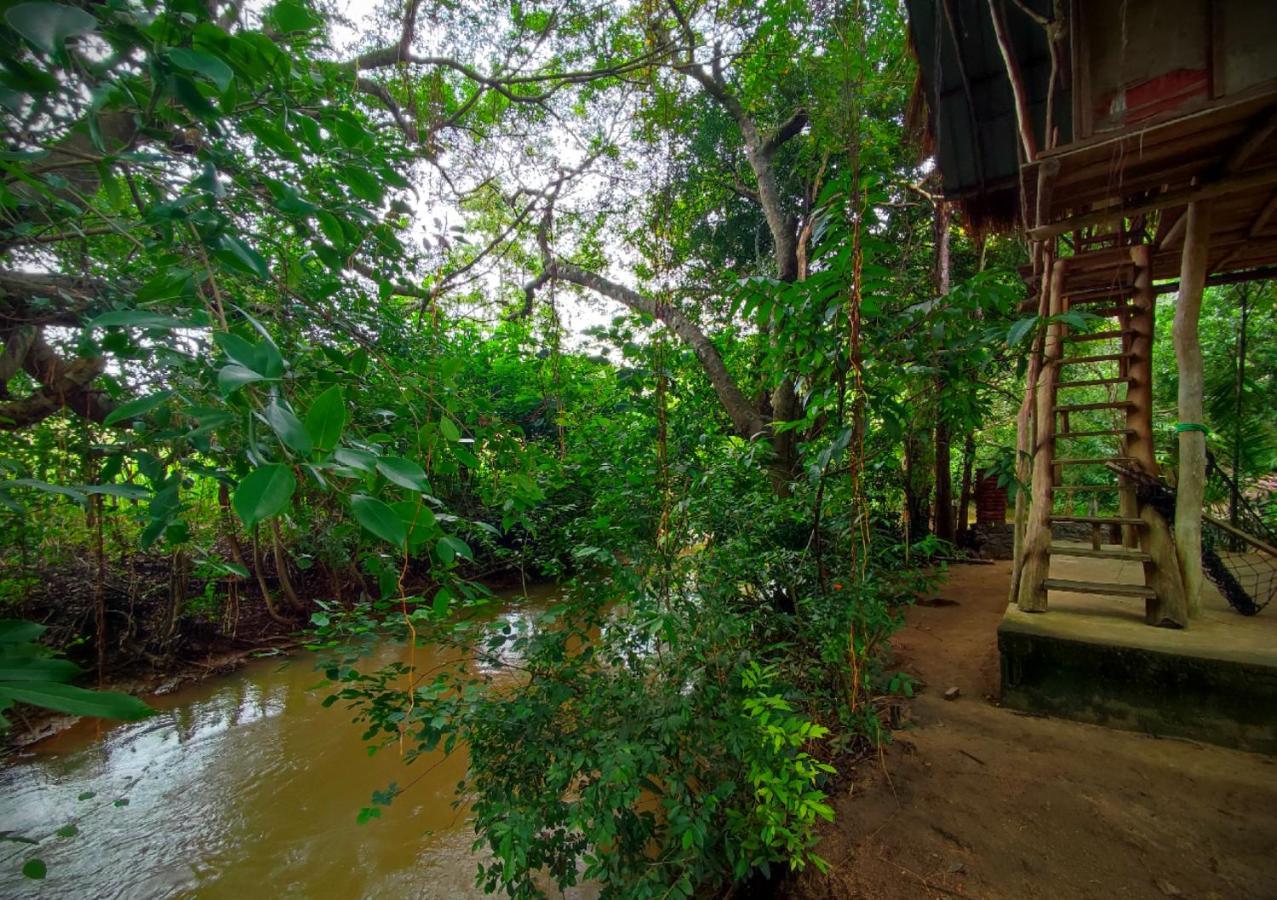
(943, 686, 961, 701)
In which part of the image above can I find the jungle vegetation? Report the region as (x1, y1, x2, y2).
(0, 0, 1272, 896)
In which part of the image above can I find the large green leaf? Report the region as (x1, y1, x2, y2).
(5, 3, 96, 54)
(377, 456, 429, 493)
(0, 657, 80, 682)
(213, 234, 270, 280)
(215, 332, 283, 378)
(305, 385, 346, 451)
(265, 399, 313, 455)
(0, 682, 151, 721)
(232, 464, 296, 528)
(217, 364, 266, 397)
(168, 47, 233, 92)
(88, 311, 195, 330)
(103, 391, 173, 427)
(0, 620, 45, 644)
(351, 494, 406, 548)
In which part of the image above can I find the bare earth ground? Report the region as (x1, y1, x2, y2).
(788, 561, 1277, 900)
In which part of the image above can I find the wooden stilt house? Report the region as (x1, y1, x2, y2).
(905, 0, 1277, 627)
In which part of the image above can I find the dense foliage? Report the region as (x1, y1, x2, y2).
(2, 0, 1271, 895)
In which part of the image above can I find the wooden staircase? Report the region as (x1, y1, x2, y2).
(1015, 243, 1189, 627)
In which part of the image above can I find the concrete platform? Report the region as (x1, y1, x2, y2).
(998, 544, 1277, 753)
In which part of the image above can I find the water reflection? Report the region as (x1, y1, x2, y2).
(0, 586, 585, 899)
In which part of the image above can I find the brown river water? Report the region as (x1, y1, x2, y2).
(0, 585, 589, 899)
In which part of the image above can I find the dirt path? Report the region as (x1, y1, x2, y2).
(791, 562, 1277, 900)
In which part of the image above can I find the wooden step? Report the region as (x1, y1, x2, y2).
(1043, 578, 1156, 599)
(1053, 457, 1139, 465)
(1062, 330, 1127, 343)
(1056, 428, 1135, 439)
(1050, 544, 1151, 562)
(1056, 352, 1133, 366)
(1057, 376, 1132, 389)
(1050, 515, 1145, 526)
(1055, 401, 1133, 413)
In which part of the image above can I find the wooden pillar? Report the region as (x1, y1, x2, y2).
(1173, 201, 1211, 617)
(1016, 259, 1066, 612)
(1009, 251, 1054, 605)
(1128, 244, 1188, 627)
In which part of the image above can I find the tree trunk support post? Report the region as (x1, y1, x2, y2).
(1016, 258, 1066, 612)
(1128, 244, 1189, 627)
(1173, 200, 1212, 617)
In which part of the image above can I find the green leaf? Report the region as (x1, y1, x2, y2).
(339, 166, 384, 204)
(432, 586, 452, 616)
(168, 48, 233, 92)
(87, 311, 195, 330)
(0, 620, 46, 644)
(0, 683, 151, 721)
(350, 495, 406, 548)
(267, 0, 324, 33)
(1006, 316, 1037, 347)
(55, 824, 77, 838)
(436, 535, 471, 565)
(438, 417, 461, 442)
(315, 211, 346, 249)
(304, 386, 346, 451)
(5, 3, 96, 54)
(232, 464, 296, 529)
(21, 859, 46, 880)
(213, 234, 269, 280)
(332, 447, 375, 472)
(0, 657, 81, 682)
(214, 332, 283, 378)
(265, 399, 313, 456)
(103, 391, 173, 427)
(376, 457, 428, 493)
(217, 364, 265, 397)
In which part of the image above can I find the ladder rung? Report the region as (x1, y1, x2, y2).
(1050, 544, 1151, 562)
(1053, 457, 1138, 465)
(1050, 515, 1145, 526)
(1043, 578, 1155, 599)
(1056, 429, 1135, 438)
(1064, 285, 1138, 301)
(1062, 330, 1127, 343)
(1056, 401, 1134, 413)
(1056, 353, 1133, 366)
(1091, 305, 1149, 317)
(1057, 377, 1132, 389)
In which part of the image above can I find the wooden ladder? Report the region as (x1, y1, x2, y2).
(1016, 244, 1188, 626)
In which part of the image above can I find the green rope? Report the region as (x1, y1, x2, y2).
(1175, 422, 1210, 434)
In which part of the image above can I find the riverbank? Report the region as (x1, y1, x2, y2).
(788, 562, 1277, 899)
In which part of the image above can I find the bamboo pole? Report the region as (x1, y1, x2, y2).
(1173, 201, 1212, 617)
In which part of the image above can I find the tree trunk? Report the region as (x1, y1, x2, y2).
(956, 432, 976, 543)
(932, 200, 954, 541)
(903, 430, 933, 545)
(1173, 200, 1211, 617)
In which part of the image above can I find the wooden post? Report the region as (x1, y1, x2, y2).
(1009, 252, 1054, 604)
(1173, 201, 1211, 617)
(1017, 259, 1066, 612)
(1128, 244, 1188, 627)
